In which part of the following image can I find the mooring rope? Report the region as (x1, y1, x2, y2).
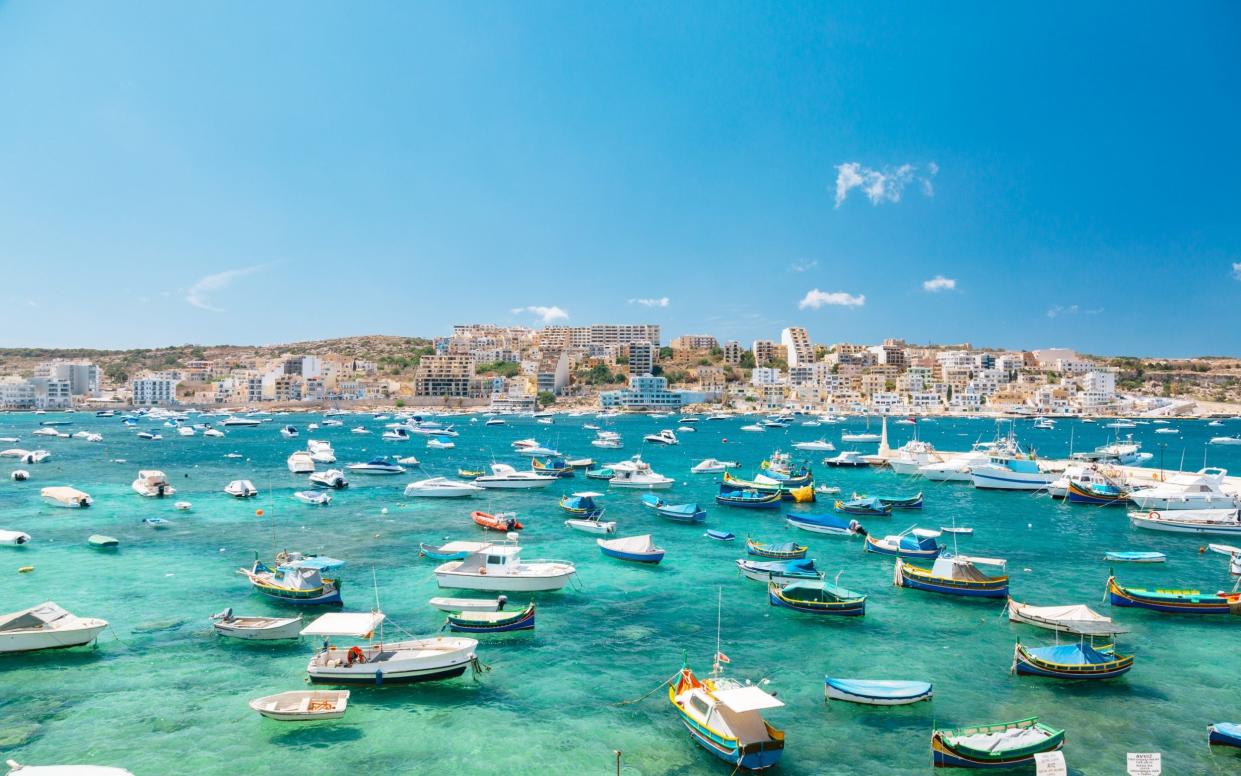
(612, 671, 679, 706)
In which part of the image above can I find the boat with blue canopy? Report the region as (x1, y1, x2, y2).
(559, 492, 605, 518)
(824, 678, 932, 705)
(1011, 639, 1134, 680)
(705, 529, 735, 542)
(895, 555, 1009, 598)
(864, 527, 941, 559)
(786, 512, 866, 537)
(1067, 479, 1129, 505)
(585, 467, 614, 480)
(745, 538, 807, 560)
(641, 493, 707, 523)
(737, 558, 822, 583)
(716, 487, 782, 509)
(834, 496, 891, 516)
(532, 456, 573, 477)
(1209, 722, 1241, 748)
(722, 472, 812, 500)
(931, 716, 1065, 768)
(768, 579, 865, 616)
(1106, 576, 1241, 615)
(874, 492, 924, 510)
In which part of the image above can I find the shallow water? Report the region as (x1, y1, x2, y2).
(2, 413, 1240, 775)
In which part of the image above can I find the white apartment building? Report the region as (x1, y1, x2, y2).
(0, 376, 36, 409)
(780, 327, 814, 367)
(1079, 369, 1117, 407)
(751, 367, 783, 387)
(131, 374, 180, 406)
(33, 361, 100, 396)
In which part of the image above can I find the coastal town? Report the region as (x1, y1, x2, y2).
(1, 323, 1237, 416)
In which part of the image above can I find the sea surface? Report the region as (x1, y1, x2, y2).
(2, 412, 1240, 775)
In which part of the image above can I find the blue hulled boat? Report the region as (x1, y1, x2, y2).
(824, 677, 932, 705)
(1066, 479, 1128, 505)
(641, 493, 707, 523)
(716, 487, 782, 509)
(560, 492, 605, 518)
(895, 555, 1009, 598)
(785, 512, 866, 537)
(834, 496, 891, 516)
(745, 538, 807, 559)
(1012, 640, 1134, 680)
(597, 534, 665, 564)
(1209, 722, 1241, 748)
(737, 558, 822, 583)
(670, 662, 785, 770)
(864, 527, 941, 559)
(876, 492, 923, 510)
(532, 456, 573, 477)
(768, 579, 865, 616)
(705, 529, 736, 542)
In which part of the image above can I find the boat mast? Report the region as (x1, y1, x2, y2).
(712, 587, 723, 677)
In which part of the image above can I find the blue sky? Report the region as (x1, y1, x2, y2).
(1, 2, 1238, 356)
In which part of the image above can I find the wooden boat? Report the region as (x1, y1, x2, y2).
(420, 543, 470, 561)
(532, 456, 573, 478)
(865, 528, 941, 559)
(768, 580, 865, 616)
(931, 716, 1065, 768)
(585, 467, 615, 480)
(824, 678, 932, 705)
(669, 662, 785, 771)
(705, 529, 735, 542)
(559, 492, 604, 518)
(1104, 551, 1165, 563)
(428, 595, 508, 612)
(642, 493, 707, 523)
(737, 558, 821, 583)
(446, 602, 535, 633)
(876, 492, 924, 510)
(1106, 576, 1241, 615)
(722, 472, 812, 501)
(745, 538, 807, 560)
(786, 512, 866, 537)
(211, 609, 304, 640)
(940, 526, 973, 535)
(895, 556, 1009, 598)
(1006, 599, 1129, 636)
(715, 488, 782, 509)
(88, 534, 118, 548)
(834, 497, 891, 516)
(472, 511, 523, 532)
(249, 690, 349, 721)
(1011, 640, 1133, 680)
(457, 468, 484, 479)
(1208, 722, 1241, 748)
(1066, 479, 1128, 506)
(238, 557, 343, 606)
(597, 534, 665, 564)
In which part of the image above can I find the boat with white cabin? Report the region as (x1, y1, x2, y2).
(0, 601, 108, 653)
(434, 543, 576, 592)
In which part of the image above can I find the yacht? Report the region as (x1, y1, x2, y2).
(1128, 468, 1239, 510)
(970, 452, 1054, 491)
(474, 464, 557, 489)
(0, 602, 108, 654)
(131, 470, 175, 497)
(346, 458, 406, 475)
(485, 418, 507, 426)
(351, 426, 372, 435)
(287, 451, 316, 474)
(221, 417, 261, 427)
(823, 450, 868, 468)
(224, 479, 259, 498)
(840, 431, 881, 443)
(307, 440, 336, 463)
(886, 440, 941, 476)
(792, 439, 835, 452)
(644, 429, 679, 446)
(608, 456, 674, 489)
(309, 469, 349, 489)
(404, 477, 485, 498)
(691, 459, 740, 474)
(434, 543, 577, 592)
(302, 611, 479, 685)
(40, 486, 93, 508)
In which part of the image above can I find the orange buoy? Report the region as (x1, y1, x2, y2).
(255, 509, 264, 517)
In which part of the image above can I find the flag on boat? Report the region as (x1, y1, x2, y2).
(715, 651, 730, 664)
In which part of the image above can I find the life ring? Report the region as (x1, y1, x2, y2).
(347, 646, 365, 665)
(1148, 511, 1157, 520)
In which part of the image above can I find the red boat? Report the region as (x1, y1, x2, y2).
(472, 511, 523, 532)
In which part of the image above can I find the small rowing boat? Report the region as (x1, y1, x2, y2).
(1208, 722, 1241, 748)
(445, 602, 535, 633)
(428, 595, 508, 613)
(824, 677, 931, 705)
(1104, 551, 1165, 563)
(931, 716, 1064, 768)
(249, 690, 349, 721)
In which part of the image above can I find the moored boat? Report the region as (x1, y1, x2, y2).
(238, 556, 344, 606)
(835, 496, 891, 516)
(597, 534, 665, 564)
(472, 511, 523, 532)
(1106, 576, 1241, 615)
(248, 690, 348, 721)
(895, 555, 1008, 598)
(40, 486, 93, 508)
(1208, 722, 1241, 748)
(211, 608, 304, 640)
(931, 716, 1064, 768)
(716, 487, 781, 509)
(1104, 551, 1165, 563)
(669, 661, 785, 771)
(559, 492, 605, 518)
(745, 538, 807, 560)
(641, 493, 707, 523)
(737, 558, 822, 584)
(1011, 640, 1134, 680)
(434, 544, 576, 592)
(301, 611, 478, 685)
(1006, 599, 1128, 636)
(785, 512, 866, 537)
(0, 601, 108, 653)
(446, 602, 535, 633)
(864, 528, 941, 560)
(824, 677, 932, 705)
(768, 579, 865, 616)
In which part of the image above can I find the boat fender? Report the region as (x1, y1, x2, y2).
(479, 567, 487, 575)
(347, 646, 366, 665)
(18, 566, 34, 573)
(497, 594, 507, 611)
(373, 669, 383, 686)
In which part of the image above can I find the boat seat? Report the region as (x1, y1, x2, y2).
(298, 697, 312, 712)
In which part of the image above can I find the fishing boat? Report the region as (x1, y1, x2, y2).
(1011, 640, 1134, 680)
(419, 541, 487, 561)
(446, 602, 536, 633)
(768, 579, 865, 616)
(895, 555, 1009, 598)
(1208, 722, 1241, 748)
(824, 678, 932, 705)
(472, 511, 523, 532)
(560, 492, 605, 518)
(224, 479, 258, 498)
(1128, 508, 1241, 536)
(0, 602, 109, 654)
(785, 512, 866, 537)
(876, 492, 924, 510)
(1006, 599, 1128, 636)
(249, 690, 349, 721)
(39, 486, 93, 508)
(940, 526, 973, 535)
(865, 528, 942, 560)
(1066, 479, 1129, 506)
(823, 451, 868, 467)
(131, 470, 175, 497)
(238, 556, 344, 606)
(715, 487, 782, 509)
(1106, 576, 1241, 615)
(403, 477, 484, 498)
(585, 467, 615, 480)
(302, 611, 479, 685)
(309, 469, 349, 489)
(1104, 551, 1165, 563)
(835, 496, 892, 516)
(608, 456, 674, 489)
(705, 529, 735, 542)
(931, 716, 1065, 768)
(691, 458, 739, 474)
(970, 451, 1054, 491)
(597, 534, 665, 563)
(474, 463, 557, 489)
(531, 456, 573, 477)
(745, 538, 807, 559)
(210, 608, 304, 640)
(736, 558, 822, 583)
(641, 493, 707, 523)
(428, 595, 508, 612)
(434, 544, 577, 592)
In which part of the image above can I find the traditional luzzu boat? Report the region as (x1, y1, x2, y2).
(238, 556, 345, 606)
(835, 496, 891, 516)
(785, 512, 866, 537)
(768, 579, 866, 616)
(1106, 576, 1241, 615)
(824, 677, 932, 705)
(715, 487, 782, 510)
(1066, 479, 1129, 506)
(737, 558, 822, 584)
(864, 528, 941, 560)
(1006, 599, 1129, 636)
(559, 492, 605, 518)
(641, 493, 707, 523)
(931, 716, 1065, 768)
(722, 472, 814, 502)
(895, 555, 1009, 598)
(669, 659, 785, 771)
(745, 538, 807, 560)
(446, 602, 535, 633)
(875, 492, 924, 510)
(1208, 722, 1241, 748)
(532, 456, 573, 478)
(1011, 639, 1134, 680)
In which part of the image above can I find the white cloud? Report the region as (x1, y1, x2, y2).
(834, 162, 937, 208)
(628, 297, 670, 308)
(511, 305, 569, 323)
(798, 289, 865, 309)
(922, 275, 957, 292)
(1047, 304, 1103, 319)
(1232, 262, 1241, 280)
(788, 259, 818, 273)
(186, 266, 262, 312)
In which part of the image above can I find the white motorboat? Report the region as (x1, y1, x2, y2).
(1128, 468, 1238, 510)
(823, 450, 868, 467)
(691, 458, 740, 474)
(591, 436, 624, 449)
(608, 456, 674, 489)
(346, 458, 406, 475)
(434, 544, 576, 592)
(0, 602, 108, 653)
(515, 444, 560, 457)
(225, 479, 259, 498)
(382, 428, 411, 442)
(969, 453, 1054, 491)
(249, 690, 349, 721)
(310, 469, 349, 489)
(886, 440, 941, 475)
(428, 596, 508, 613)
(293, 490, 332, 506)
(1210, 435, 1241, 446)
(211, 608, 303, 640)
(10, 470, 29, 481)
(351, 426, 371, 435)
(302, 611, 479, 684)
(404, 477, 484, 498)
(5, 761, 133, 775)
(841, 432, 881, 443)
(485, 418, 506, 426)
(287, 451, 316, 474)
(131, 470, 175, 497)
(40, 486, 93, 508)
(740, 424, 765, 432)
(426, 438, 455, 450)
(644, 429, 679, 446)
(280, 425, 299, 439)
(203, 428, 226, 438)
(177, 426, 194, 437)
(916, 442, 998, 482)
(135, 431, 162, 441)
(474, 463, 557, 490)
(32, 428, 65, 438)
(793, 439, 835, 452)
(221, 416, 261, 427)
(511, 438, 538, 449)
(1128, 508, 1241, 536)
(0, 530, 31, 545)
(307, 440, 336, 463)
(1208, 544, 1241, 576)
(174, 501, 192, 511)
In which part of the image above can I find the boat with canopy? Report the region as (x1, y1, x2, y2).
(301, 611, 479, 685)
(745, 538, 807, 560)
(895, 555, 1009, 598)
(864, 527, 941, 560)
(824, 678, 932, 705)
(641, 493, 707, 523)
(1106, 576, 1241, 615)
(768, 579, 865, 616)
(446, 602, 536, 633)
(785, 512, 866, 537)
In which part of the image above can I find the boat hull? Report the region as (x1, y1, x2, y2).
(896, 563, 1008, 598)
(0, 621, 108, 653)
(970, 469, 1053, 491)
(212, 617, 303, 640)
(824, 678, 932, 705)
(1129, 514, 1241, 536)
(769, 588, 864, 616)
(1107, 577, 1239, 615)
(434, 569, 575, 592)
(1012, 644, 1133, 680)
(1209, 723, 1241, 748)
(447, 605, 535, 633)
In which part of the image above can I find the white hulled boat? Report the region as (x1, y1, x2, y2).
(40, 486, 93, 508)
(474, 464, 557, 489)
(225, 479, 259, 498)
(0, 602, 108, 653)
(404, 477, 485, 498)
(309, 469, 348, 489)
(886, 440, 941, 475)
(287, 451, 316, 474)
(434, 544, 576, 592)
(608, 456, 674, 489)
(1128, 468, 1238, 510)
(1128, 508, 1241, 536)
(131, 470, 175, 497)
(644, 429, 679, 445)
(210, 608, 303, 640)
(301, 611, 478, 685)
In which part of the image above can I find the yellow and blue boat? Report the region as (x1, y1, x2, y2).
(895, 556, 1008, 599)
(669, 661, 785, 771)
(1106, 576, 1241, 615)
(768, 579, 866, 616)
(1011, 639, 1134, 680)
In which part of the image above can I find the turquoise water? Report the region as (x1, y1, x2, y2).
(2, 413, 1240, 775)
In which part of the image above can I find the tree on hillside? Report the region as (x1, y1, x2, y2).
(537, 391, 557, 408)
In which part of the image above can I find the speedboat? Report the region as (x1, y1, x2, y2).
(1210, 435, 1241, 446)
(177, 426, 194, 437)
(824, 451, 867, 468)
(346, 458, 406, 475)
(307, 440, 336, 463)
(40, 486, 93, 508)
(249, 690, 349, 721)
(793, 439, 835, 452)
(280, 425, 299, 439)
(382, 428, 411, 442)
(886, 440, 940, 475)
(427, 438, 455, 450)
(302, 611, 478, 685)
(740, 424, 765, 432)
(203, 428, 225, 438)
(591, 434, 623, 449)
(644, 429, 679, 445)
(225, 479, 259, 498)
(293, 490, 332, 506)
(404, 477, 484, 498)
(351, 426, 371, 435)
(474, 464, 557, 489)
(970, 453, 1054, 491)
(917, 442, 999, 482)
(221, 416, 261, 427)
(0, 601, 108, 653)
(434, 544, 577, 592)
(840, 432, 881, 443)
(131, 470, 175, 497)
(10, 470, 29, 481)
(135, 432, 161, 441)
(691, 459, 740, 474)
(1128, 468, 1237, 510)
(210, 608, 303, 640)
(309, 469, 349, 489)
(287, 451, 316, 474)
(608, 456, 674, 489)
(0, 530, 31, 545)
